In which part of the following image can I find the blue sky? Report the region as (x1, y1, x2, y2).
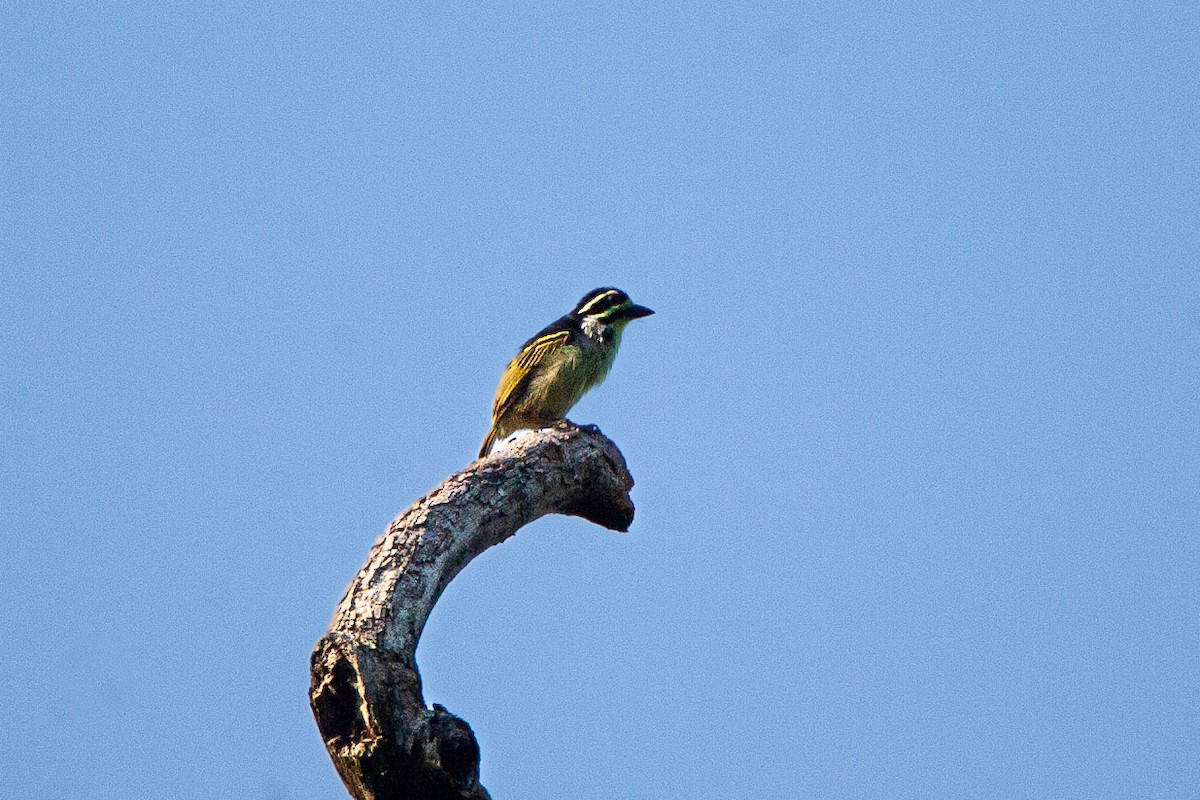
(2, 3, 1197, 798)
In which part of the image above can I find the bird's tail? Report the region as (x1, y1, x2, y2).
(478, 427, 498, 459)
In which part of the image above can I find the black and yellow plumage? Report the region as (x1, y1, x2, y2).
(479, 287, 654, 458)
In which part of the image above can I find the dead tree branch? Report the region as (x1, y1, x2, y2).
(309, 421, 636, 800)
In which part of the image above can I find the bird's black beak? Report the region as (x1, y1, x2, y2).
(622, 303, 655, 320)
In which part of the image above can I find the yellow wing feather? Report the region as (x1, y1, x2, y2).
(479, 329, 571, 458)
(491, 330, 571, 424)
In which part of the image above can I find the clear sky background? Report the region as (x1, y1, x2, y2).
(2, 3, 1197, 799)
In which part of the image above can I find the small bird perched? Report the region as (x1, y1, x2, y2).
(479, 287, 654, 458)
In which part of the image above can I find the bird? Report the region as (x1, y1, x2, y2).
(478, 287, 654, 458)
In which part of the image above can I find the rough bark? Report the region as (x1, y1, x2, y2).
(310, 421, 636, 800)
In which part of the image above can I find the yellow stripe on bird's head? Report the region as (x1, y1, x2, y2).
(571, 287, 655, 323)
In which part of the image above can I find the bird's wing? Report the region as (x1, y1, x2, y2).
(491, 329, 572, 424)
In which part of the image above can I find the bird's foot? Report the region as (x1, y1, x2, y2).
(559, 418, 601, 435)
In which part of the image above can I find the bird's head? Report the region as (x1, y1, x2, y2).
(570, 287, 655, 328)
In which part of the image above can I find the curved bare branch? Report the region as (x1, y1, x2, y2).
(310, 422, 636, 800)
